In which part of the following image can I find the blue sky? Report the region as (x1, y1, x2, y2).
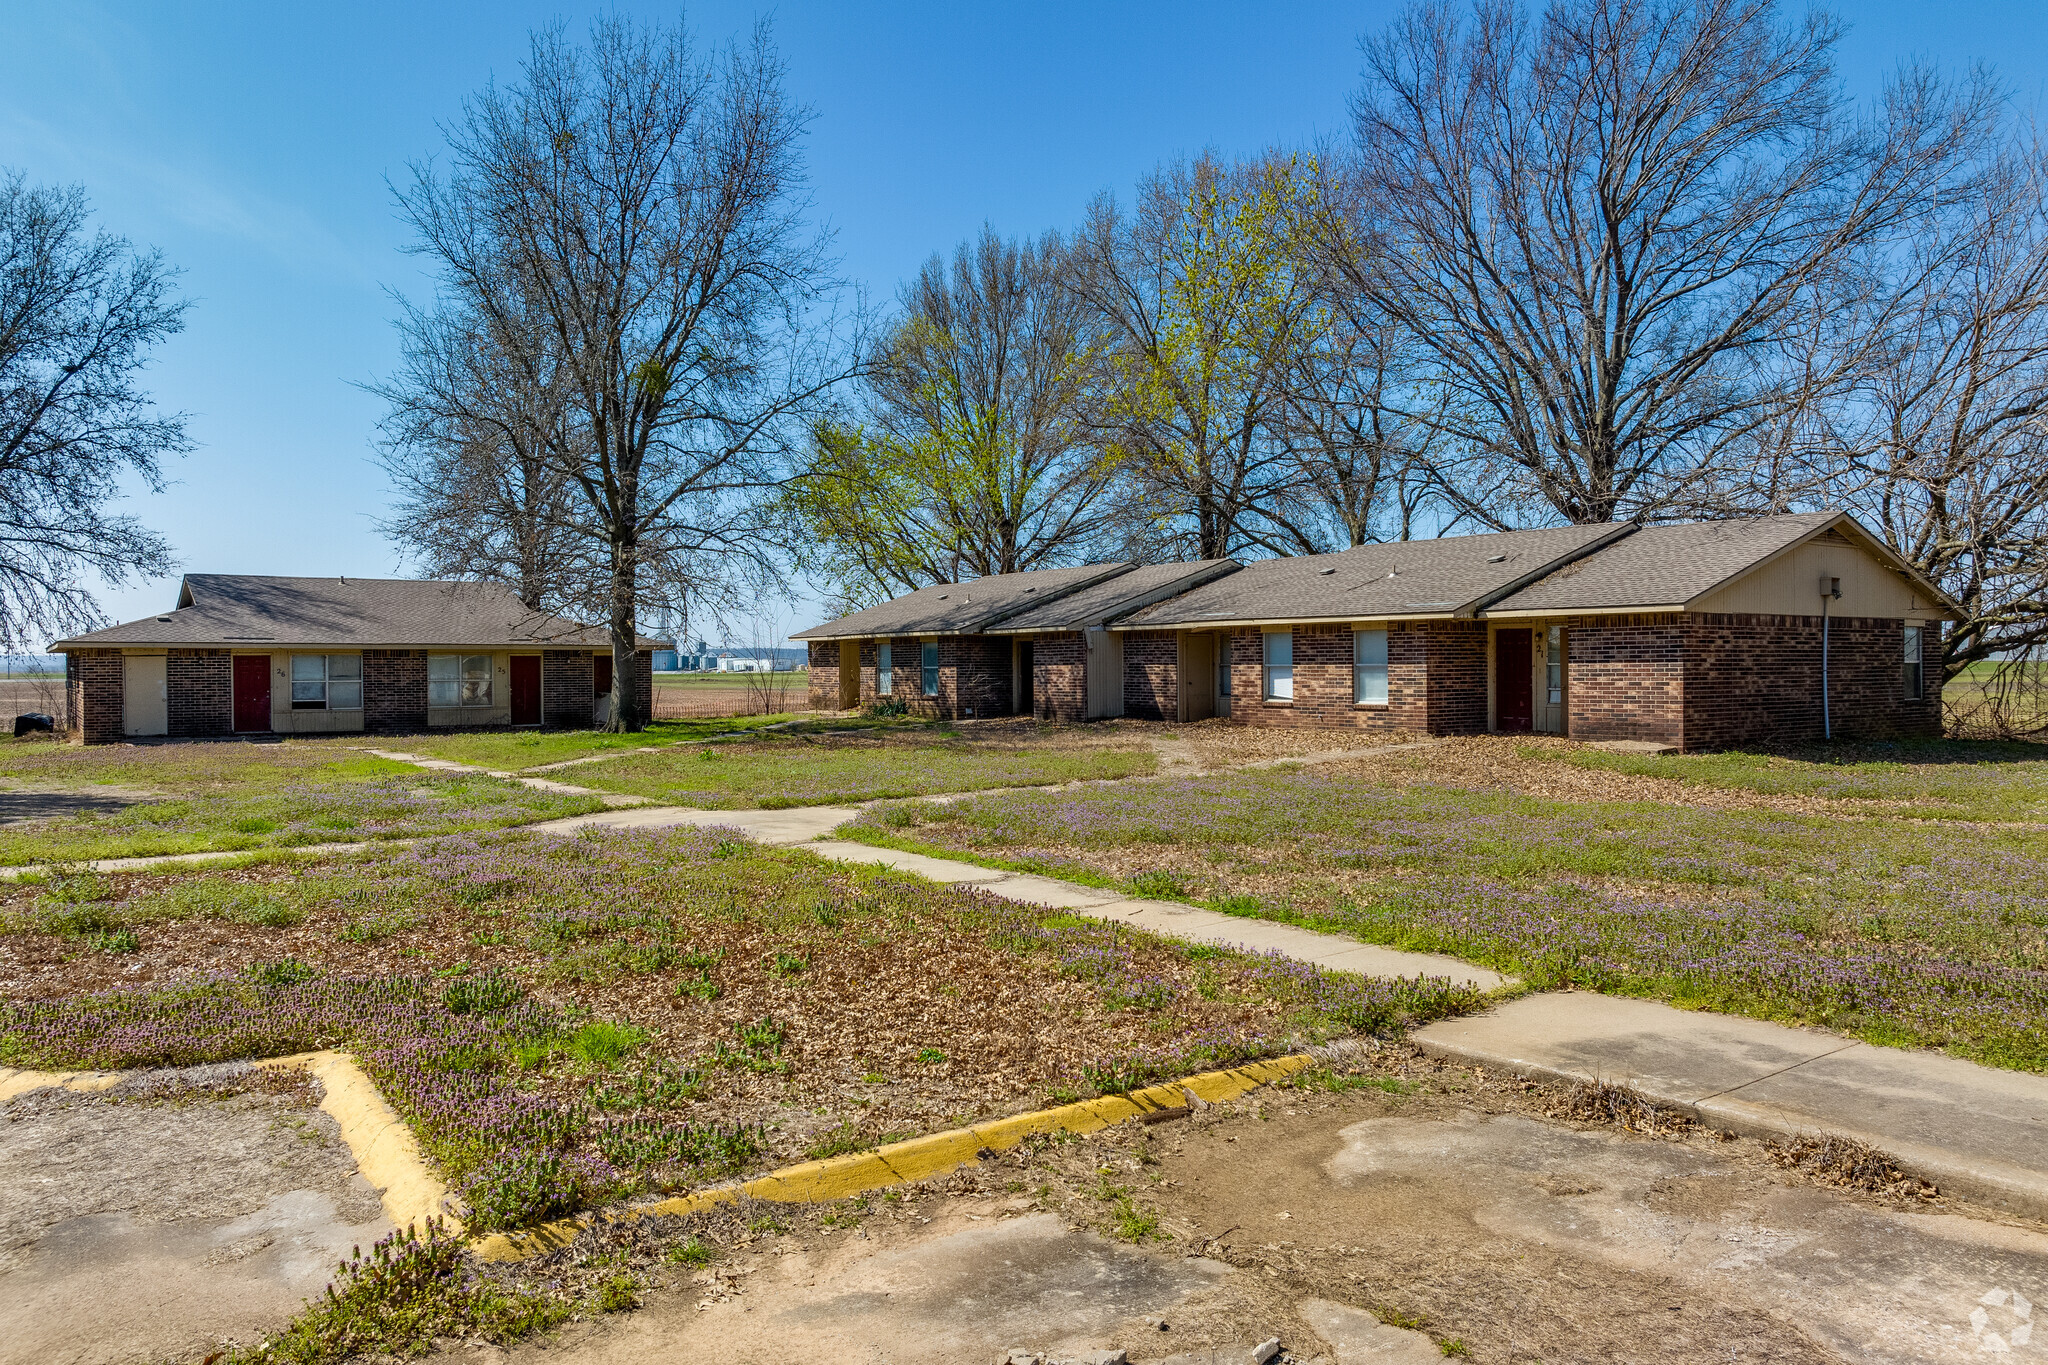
(3, 2, 2043, 646)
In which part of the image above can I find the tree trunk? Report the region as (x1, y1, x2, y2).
(605, 532, 641, 733)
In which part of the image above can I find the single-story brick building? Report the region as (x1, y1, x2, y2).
(798, 512, 1954, 749)
(793, 562, 1163, 720)
(49, 575, 657, 744)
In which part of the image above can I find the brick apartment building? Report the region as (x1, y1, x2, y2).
(798, 512, 1953, 750)
(51, 575, 658, 744)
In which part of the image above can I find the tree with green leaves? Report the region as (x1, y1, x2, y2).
(791, 227, 1112, 608)
(1067, 154, 1329, 560)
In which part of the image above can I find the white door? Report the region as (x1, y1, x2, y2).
(1084, 629, 1125, 720)
(123, 654, 168, 736)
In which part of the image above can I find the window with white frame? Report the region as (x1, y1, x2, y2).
(289, 654, 362, 710)
(877, 642, 893, 696)
(1546, 625, 1565, 705)
(1353, 628, 1388, 705)
(1263, 630, 1293, 701)
(1216, 638, 1231, 698)
(428, 654, 493, 707)
(1904, 624, 1924, 700)
(921, 640, 939, 697)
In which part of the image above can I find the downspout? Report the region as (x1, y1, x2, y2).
(1820, 576, 1841, 739)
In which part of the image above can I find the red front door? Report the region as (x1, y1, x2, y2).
(510, 655, 541, 725)
(233, 655, 271, 732)
(1496, 629, 1533, 733)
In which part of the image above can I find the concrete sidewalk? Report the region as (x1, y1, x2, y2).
(1415, 992, 2048, 1218)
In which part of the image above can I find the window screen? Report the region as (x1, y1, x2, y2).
(877, 642, 892, 696)
(289, 654, 363, 710)
(429, 654, 493, 707)
(1353, 628, 1388, 705)
(1264, 631, 1293, 701)
(921, 640, 939, 697)
(1545, 625, 1565, 705)
(1904, 625, 1923, 701)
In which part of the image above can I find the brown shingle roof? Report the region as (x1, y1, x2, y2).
(50, 575, 653, 650)
(1484, 512, 1844, 613)
(988, 560, 1241, 633)
(790, 563, 1137, 640)
(1119, 524, 1629, 628)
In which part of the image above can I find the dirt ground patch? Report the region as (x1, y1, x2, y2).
(472, 1046, 2048, 1364)
(0, 1064, 389, 1364)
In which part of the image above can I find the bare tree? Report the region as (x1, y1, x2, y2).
(1767, 135, 2048, 684)
(370, 298, 601, 615)
(1344, 0, 1991, 527)
(0, 172, 187, 647)
(791, 226, 1113, 608)
(1068, 154, 1327, 560)
(395, 17, 850, 731)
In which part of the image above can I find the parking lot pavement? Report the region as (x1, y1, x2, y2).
(0, 1066, 389, 1365)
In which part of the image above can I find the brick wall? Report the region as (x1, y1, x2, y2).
(1034, 631, 1086, 721)
(1123, 631, 1178, 722)
(1419, 621, 1489, 734)
(364, 650, 428, 734)
(67, 649, 122, 745)
(1563, 615, 1685, 745)
(543, 651, 593, 728)
(1682, 613, 1941, 749)
(626, 650, 654, 727)
(1226, 622, 1474, 736)
(807, 640, 840, 710)
(167, 649, 232, 737)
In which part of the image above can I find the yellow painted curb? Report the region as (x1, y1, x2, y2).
(471, 1053, 1313, 1263)
(289, 1051, 458, 1234)
(1, 1051, 454, 1234)
(0, 1065, 127, 1104)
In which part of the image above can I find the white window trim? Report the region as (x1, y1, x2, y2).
(1263, 630, 1293, 702)
(920, 639, 939, 698)
(428, 653, 495, 708)
(877, 642, 893, 696)
(289, 653, 363, 711)
(1353, 627, 1388, 706)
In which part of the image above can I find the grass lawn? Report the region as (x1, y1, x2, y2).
(0, 738, 606, 864)
(1546, 737, 2048, 822)
(561, 729, 1161, 808)
(397, 712, 944, 772)
(0, 827, 1479, 1231)
(842, 743, 2048, 1072)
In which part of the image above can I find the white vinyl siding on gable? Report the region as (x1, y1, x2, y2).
(1353, 628, 1387, 705)
(290, 654, 362, 710)
(1263, 630, 1292, 701)
(429, 654, 493, 707)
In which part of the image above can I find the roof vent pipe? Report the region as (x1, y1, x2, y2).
(1820, 576, 1841, 739)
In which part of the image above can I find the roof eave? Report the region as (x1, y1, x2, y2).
(1111, 610, 1460, 631)
(988, 560, 1245, 634)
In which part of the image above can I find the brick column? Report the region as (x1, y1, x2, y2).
(363, 650, 428, 734)
(807, 640, 838, 711)
(542, 650, 593, 728)
(1034, 632, 1086, 721)
(66, 649, 124, 745)
(167, 649, 233, 737)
